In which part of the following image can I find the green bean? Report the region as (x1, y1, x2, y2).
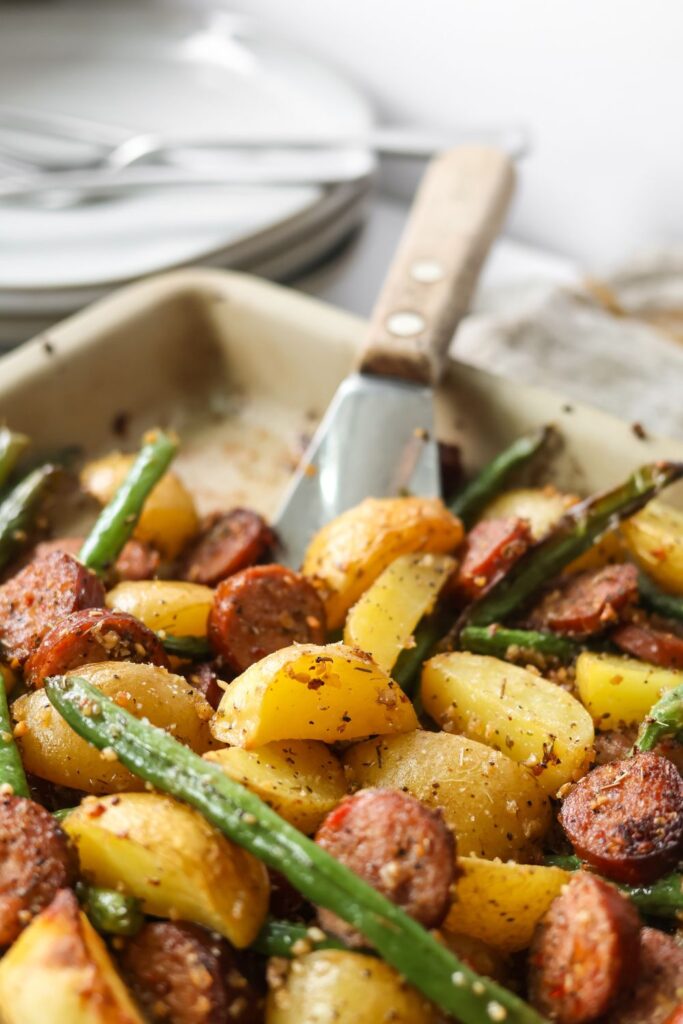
(618, 873, 683, 918)
(450, 426, 552, 528)
(468, 461, 683, 627)
(0, 677, 29, 798)
(0, 464, 59, 572)
(45, 675, 546, 1024)
(76, 883, 143, 937)
(79, 431, 177, 575)
(460, 625, 578, 663)
(544, 854, 582, 871)
(545, 855, 683, 918)
(160, 634, 212, 660)
(637, 571, 683, 622)
(0, 428, 29, 491)
(251, 918, 346, 958)
(53, 807, 75, 823)
(392, 612, 450, 695)
(635, 684, 683, 752)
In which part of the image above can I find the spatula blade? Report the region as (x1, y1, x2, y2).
(274, 374, 440, 567)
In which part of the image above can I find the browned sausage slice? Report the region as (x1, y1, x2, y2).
(34, 537, 160, 582)
(208, 564, 326, 674)
(0, 794, 77, 947)
(594, 727, 683, 774)
(612, 621, 683, 670)
(314, 788, 455, 946)
(529, 872, 641, 1024)
(528, 564, 638, 636)
(110, 538, 160, 582)
(182, 509, 274, 586)
(0, 552, 105, 666)
(604, 927, 683, 1024)
(118, 921, 262, 1023)
(454, 516, 531, 603)
(559, 752, 683, 884)
(183, 661, 227, 711)
(24, 607, 170, 687)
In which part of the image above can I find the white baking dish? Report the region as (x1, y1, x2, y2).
(1, 267, 682, 513)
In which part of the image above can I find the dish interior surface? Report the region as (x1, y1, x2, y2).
(1, 267, 682, 518)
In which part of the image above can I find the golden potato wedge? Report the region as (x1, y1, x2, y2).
(205, 740, 347, 834)
(576, 651, 683, 729)
(421, 652, 594, 794)
(13, 661, 213, 793)
(622, 498, 683, 594)
(106, 580, 213, 636)
(445, 857, 571, 953)
(266, 950, 439, 1024)
(438, 930, 509, 984)
(343, 731, 550, 861)
(343, 553, 456, 673)
(0, 889, 143, 1024)
(563, 529, 628, 574)
(302, 497, 462, 629)
(65, 792, 269, 946)
(211, 643, 418, 748)
(481, 486, 577, 540)
(81, 452, 198, 559)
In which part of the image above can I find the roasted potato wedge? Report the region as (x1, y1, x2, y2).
(106, 580, 213, 636)
(13, 661, 213, 793)
(0, 889, 143, 1024)
(445, 857, 571, 953)
(575, 651, 683, 729)
(422, 652, 595, 794)
(81, 452, 198, 559)
(205, 740, 348, 834)
(265, 950, 439, 1024)
(343, 553, 456, 673)
(302, 497, 463, 629)
(64, 793, 269, 946)
(343, 730, 550, 861)
(481, 486, 577, 540)
(622, 498, 683, 594)
(210, 643, 418, 748)
(564, 529, 628, 574)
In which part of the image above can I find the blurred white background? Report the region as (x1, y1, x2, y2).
(229, 0, 683, 270)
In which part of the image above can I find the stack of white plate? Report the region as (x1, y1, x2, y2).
(0, 1, 376, 344)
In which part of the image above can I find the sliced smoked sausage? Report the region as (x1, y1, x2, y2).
(454, 516, 532, 603)
(529, 872, 641, 1024)
(529, 564, 638, 636)
(183, 661, 226, 711)
(119, 920, 262, 1024)
(559, 752, 683, 884)
(34, 537, 160, 582)
(604, 927, 683, 1024)
(314, 788, 455, 946)
(182, 509, 274, 587)
(594, 727, 683, 774)
(24, 607, 170, 687)
(0, 551, 105, 665)
(612, 621, 683, 670)
(208, 564, 326, 674)
(0, 794, 77, 947)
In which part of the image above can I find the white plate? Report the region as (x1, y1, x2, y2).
(0, 1, 374, 298)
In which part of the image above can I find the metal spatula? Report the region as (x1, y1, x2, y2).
(275, 146, 515, 567)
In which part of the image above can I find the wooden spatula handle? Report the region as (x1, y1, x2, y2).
(358, 146, 515, 385)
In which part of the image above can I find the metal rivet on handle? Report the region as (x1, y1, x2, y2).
(410, 259, 445, 283)
(386, 311, 426, 337)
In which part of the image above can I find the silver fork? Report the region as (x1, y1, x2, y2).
(0, 104, 529, 174)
